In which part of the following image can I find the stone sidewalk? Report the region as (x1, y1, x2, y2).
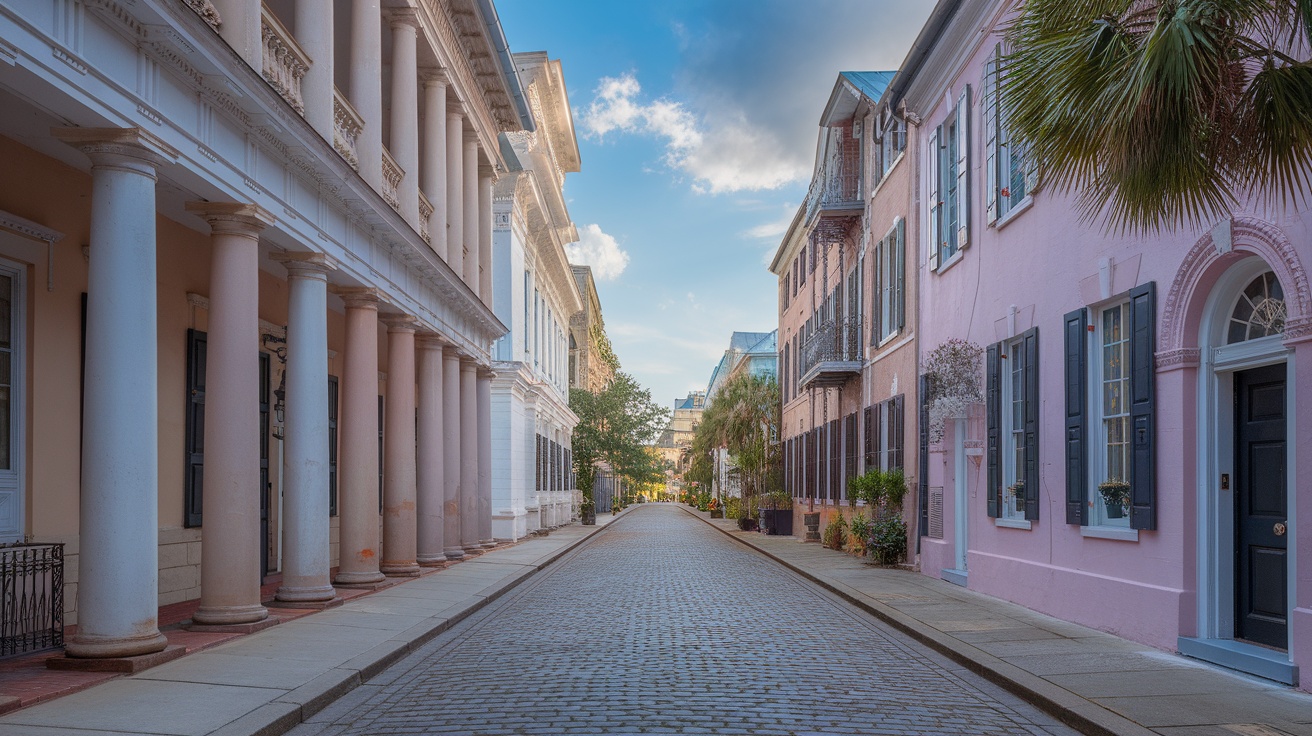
(688, 507, 1312, 736)
(0, 517, 615, 736)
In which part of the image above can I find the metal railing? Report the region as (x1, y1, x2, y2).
(0, 543, 63, 659)
(801, 318, 862, 376)
(805, 131, 862, 221)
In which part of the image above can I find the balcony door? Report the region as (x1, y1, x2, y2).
(0, 260, 22, 542)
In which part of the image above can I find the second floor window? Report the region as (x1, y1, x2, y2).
(929, 86, 970, 271)
(984, 43, 1035, 224)
(872, 218, 906, 344)
(878, 115, 906, 181)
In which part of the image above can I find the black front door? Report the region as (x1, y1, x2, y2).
(1234, 363, 1287, 649)
(259, 352, 271, 577)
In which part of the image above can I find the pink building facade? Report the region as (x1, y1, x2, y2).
(904, 0, 1310, 688)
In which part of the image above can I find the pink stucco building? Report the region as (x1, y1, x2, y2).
(900, 0, 1310, 689)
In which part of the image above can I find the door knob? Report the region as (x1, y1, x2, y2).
(1274, 522, 1287, 537)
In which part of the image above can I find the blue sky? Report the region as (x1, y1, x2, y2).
(498, 1, 933, 409)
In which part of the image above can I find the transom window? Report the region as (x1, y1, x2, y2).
(1227, 270, 1286, 344)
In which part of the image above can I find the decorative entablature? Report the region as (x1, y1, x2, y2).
(9, 0, 506, 358)
(422, 0, 525, 139)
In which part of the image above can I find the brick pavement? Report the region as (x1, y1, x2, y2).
(289, 504, 1077, 736)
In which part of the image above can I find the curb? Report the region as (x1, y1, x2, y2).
(217, 521, 614, 736)
(680, 506, 1155, 736)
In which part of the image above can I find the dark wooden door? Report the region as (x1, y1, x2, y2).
(259, 352, 271, 576)
(1234, 363, 1287, 649)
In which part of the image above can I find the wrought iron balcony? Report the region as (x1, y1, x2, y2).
(805, 135, 862, 222)
(800, 317, 862, 388)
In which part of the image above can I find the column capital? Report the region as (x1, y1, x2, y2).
(446, 100, 466, 119)
(382, 314, 421, 333)
(417, 331, 451, 349)
(389, 7, 420, 30)
(52, 126, 178, 172)
(331, 286, 385, 309)
(271, 251, 339, 280)
(185, 202, 276, 238)
(478, 366, 497, 379)
(421, 68, 449, 87)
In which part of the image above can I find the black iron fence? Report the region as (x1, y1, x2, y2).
(0, 543, 64, 658)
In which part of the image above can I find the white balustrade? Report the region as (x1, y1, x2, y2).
(333, 88, 364, 171)
(260, 5, 311, 115)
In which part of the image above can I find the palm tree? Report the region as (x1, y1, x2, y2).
(692, 372, 781, 518)
(1003, 0, 1312, 232)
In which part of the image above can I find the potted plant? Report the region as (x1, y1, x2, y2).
(708, 497, 723, 519)
(580, 498, 596, 526)
(1098, 479, 1131, 518)
(760, 490, 793, 536)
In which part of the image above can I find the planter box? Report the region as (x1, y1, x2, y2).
(761, 509, 793, 536)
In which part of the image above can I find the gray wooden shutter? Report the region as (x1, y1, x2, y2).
(872, 236, 884, 340)
(985, 45, 1000, 225)
(918, 374, 931, 540)
(863, 405, 875, 469)
(927, 126, 940, 271)
(184, 329, 207, 528)
(1023, 327, 1041, 521)
(986, 342, 1002, 518)
(1064, 308, 1089, 525)
(891, 395, 905, 470)
(328, 375, 339, 517)
(895, 218, 906, 331)
(955, 85, 971, 250)
(1128, 282, 1157, 530)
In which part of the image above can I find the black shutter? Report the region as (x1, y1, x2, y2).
(1128, 282, 1156, 530)
(1023, 327, 1041, 521)
(328, 376, 339, 517)
(891, 395, 905, 471)
(872, 237, 883, 343)
(535, 434, 541, 492)
(863, 406, 874, 469)
(918, 374, 930, 540)
(845, 413, 857, 499)
(1064, 308, 1089, 525)
(986, 342, 1002, 518)
(184, 329, 207, 528)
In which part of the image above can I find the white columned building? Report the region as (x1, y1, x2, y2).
(490, 53, 583, 541)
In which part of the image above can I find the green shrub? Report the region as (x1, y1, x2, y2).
(869, 515, 908, 565)
(847, 513, 871, 555)
(761, 490, 793, 510)
(821, 513, 848, 550)
(725, 496, 741, 520)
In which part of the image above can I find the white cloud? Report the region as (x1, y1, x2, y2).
(578, 74, 804, 195)
(565, 223, 629, 280)
(742, 203, 798, 240)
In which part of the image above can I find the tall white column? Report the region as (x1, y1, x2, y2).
(478, 170, 493, 304)
(350, 0, 383, 187)
(416, 335, 445, 566)
(381, 316, 420, 576)
(334, 290, 385, 585)
(442, 351, 464, 560)
(213, 0, 262, 68)
(422, 73, 449, 260)
(477, 369, 494, 548)
(462, 140, 479, 294)
(389, 10, 420, 227)
(187, 202, 274, 627)
(445, 107, 464, 276)
(296, 0, 334, 141)
(54, 128, 172, 658)
(460, 360, 480, 552)
(273, 253, 338, 604)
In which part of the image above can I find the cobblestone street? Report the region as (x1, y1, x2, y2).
(290, 505, 1076, 736)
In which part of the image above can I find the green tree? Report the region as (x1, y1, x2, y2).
(690, 372, 781, 518)
(1003, 0, 1312, 232)
(570, 372, 669, 506)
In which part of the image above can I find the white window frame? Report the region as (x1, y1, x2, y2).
(985, 43, 1036, 229)
(928, 86, 971, 273)
(998, 335, 1028, 522)
(1089, 299, 1133, 530)
(0, 257, 24, 543)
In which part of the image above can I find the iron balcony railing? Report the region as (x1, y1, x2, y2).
(804, 134, 862, 222)
(800, 318, 862, 377)
(0, 542, 63, 658)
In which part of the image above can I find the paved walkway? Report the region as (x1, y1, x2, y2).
(691, 506, 1312, 736)
(0, 519, 612, 736)
(288, 504, 1076, 736)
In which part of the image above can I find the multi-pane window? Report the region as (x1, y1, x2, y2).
(984, 43, 1033, 225)
(928, 87, 970, 271)
(872, 219, 905, 344)
(1096, 301, 1131, 527)
(1003, 337, 1026, 520)
(876, 114, 905, 183)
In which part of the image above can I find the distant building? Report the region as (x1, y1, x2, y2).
(490, 52, 582, 541)
(654, 390, 706, 475)
(569, 265, 616, 392)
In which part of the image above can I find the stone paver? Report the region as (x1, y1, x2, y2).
(289, 504, 1076, 736)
